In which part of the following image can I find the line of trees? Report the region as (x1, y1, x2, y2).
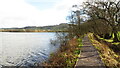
(67, 0, 120, 42)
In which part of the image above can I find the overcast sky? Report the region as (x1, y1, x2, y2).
(0, 0, 85, 28)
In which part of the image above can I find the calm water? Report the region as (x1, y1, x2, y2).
(0, 32, 59, 67)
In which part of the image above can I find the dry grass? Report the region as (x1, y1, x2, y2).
(88, 33, 120, 68)
(43, 38, 82, 67)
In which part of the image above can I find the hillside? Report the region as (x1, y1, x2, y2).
(24, 23, 68, 31)
(1, 23, 68, 32)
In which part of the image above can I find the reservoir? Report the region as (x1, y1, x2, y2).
(0, 32, 59, 67)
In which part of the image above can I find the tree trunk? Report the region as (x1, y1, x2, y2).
(113, 32, 119, 42)
(112, 25, 119, 42)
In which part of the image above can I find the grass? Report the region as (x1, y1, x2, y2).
(97, 35, 113, 43)
(43, 38, 83, 67)
(117, 32, 120, 41)
(97, 32, 120, 49)
(97, 32, 120, 43)
(88, 33, 120, 68)
(112, 43, 120, 45)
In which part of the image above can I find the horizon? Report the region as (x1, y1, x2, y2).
(0, 23, 68, 29)
(0, 0, 85, 28)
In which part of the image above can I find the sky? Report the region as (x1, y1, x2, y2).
(0, 0, 85, 28)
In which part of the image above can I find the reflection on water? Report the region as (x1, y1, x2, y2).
(0, 32, 59, 67)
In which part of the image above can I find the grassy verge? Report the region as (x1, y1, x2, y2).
(43, 38, 83, 67)
(88, 33, 120, 68)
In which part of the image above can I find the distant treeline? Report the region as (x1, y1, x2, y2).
(0, 29, 68, 32)
(0, 23, 68, 32)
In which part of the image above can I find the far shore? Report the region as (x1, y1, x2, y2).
(0, 29, 68, 32)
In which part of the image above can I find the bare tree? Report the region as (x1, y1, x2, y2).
(67, 7, 81, 38)
(83, 0, 120, 42)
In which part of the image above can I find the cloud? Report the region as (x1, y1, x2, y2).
(0, 0, 43, 28)
(0, 0, 85, 28)
(25, 0, 60, 3)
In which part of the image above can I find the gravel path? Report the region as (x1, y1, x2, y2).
(75, 35, 106, 68)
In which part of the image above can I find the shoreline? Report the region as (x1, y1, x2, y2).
(0, 30, 68, 32)
(42, 38, 83, 67)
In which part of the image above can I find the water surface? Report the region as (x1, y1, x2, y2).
(0, 32, 59, 66)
